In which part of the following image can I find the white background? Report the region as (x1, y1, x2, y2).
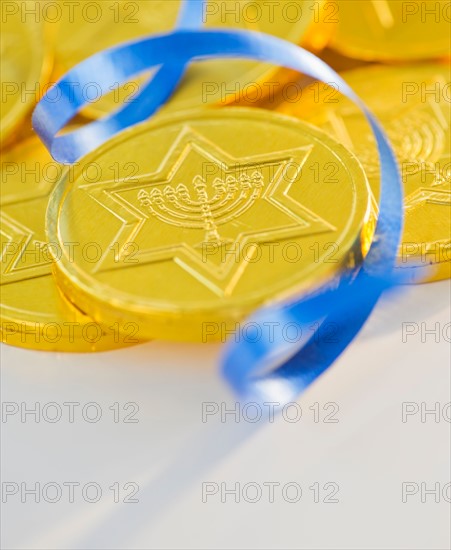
(1, 279, 450, 549)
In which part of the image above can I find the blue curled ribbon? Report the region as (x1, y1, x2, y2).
(32, 4, 404, 404)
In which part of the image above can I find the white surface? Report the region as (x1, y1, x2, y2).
(1, 280, 450, 550)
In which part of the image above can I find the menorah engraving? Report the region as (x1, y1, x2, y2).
(137, 171, 264, 245)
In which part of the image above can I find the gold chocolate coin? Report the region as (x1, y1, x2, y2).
(0, 2, 50, 146)
(277, 63, 451, 282)
(329, 0, 451, 61)
(47, 108, 373, 342)
(52, 0, 330, 116)
(0, 135, 142, 351)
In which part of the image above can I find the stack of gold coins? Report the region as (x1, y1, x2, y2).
(1, 0, 449, 349)
(50, 0, 334, 115)
(276, 0, 451, 283)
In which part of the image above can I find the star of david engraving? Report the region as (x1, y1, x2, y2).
(80, 127, 336, 297)
(0, 211, 51, 285)
(0, 179, 59, 284)
(405, 188, 451, 210)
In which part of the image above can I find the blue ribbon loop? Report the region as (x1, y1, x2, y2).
(33, 18, 405, 402)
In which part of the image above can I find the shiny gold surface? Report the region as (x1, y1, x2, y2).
(0, 135, 141, 351)
(277, 63, 451, 282)
(329, 0, 451, 61)
(47, 108, 373, 341)
(0, 2, 49, 146)
(52, 0, 331, 116)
